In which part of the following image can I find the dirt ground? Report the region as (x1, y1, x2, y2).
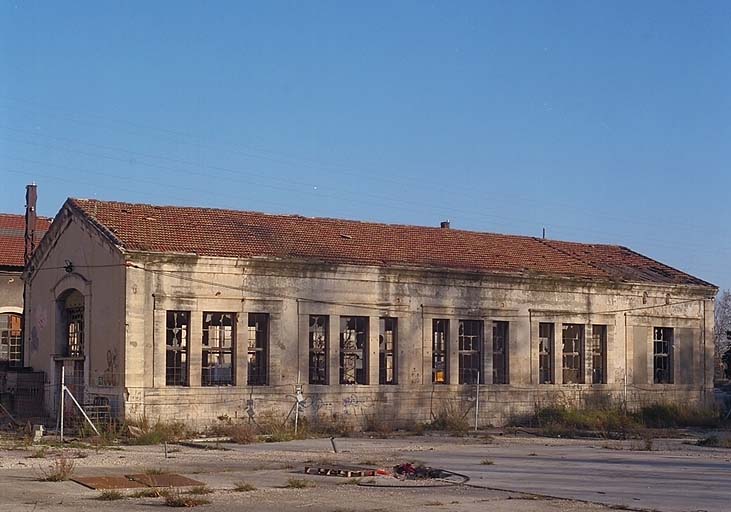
(0, 432, 729, 512)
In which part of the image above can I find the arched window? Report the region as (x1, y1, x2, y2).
(0, 313, 22, 367)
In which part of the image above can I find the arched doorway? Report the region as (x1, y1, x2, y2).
(55, 289, 86, 413)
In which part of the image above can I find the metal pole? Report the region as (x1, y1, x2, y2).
(294, 371, 301, 436)
(474, 371, 480, 432)
(63, 386, 100, 436)
(60, 365, 65, 443)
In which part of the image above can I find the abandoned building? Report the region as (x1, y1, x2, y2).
(24, 198, 717, 427)
(0, 186, 50, 417)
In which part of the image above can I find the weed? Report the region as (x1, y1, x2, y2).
(96, 490, 125, 501)
(284, 478, 314, 489)
(127, 418, 191, 445)
(428, 400, 470, 434)
(74, 450, 88, 459)
(186, 485, 213, 495)
(164, 490, 210, 507)
(479, 459, 495, 465)
(39, 456, 76, 481)
(697, 436, 731, 448)
(130, 488, 169, 498)
(338, 478, 361, 485)
(144, 467, 168, 475)
(208, 418, 257, 444)
(27, 447, 48, 459)
(233, 481, 256, 492)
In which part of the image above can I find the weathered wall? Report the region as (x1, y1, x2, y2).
(123, 253, 715, 428)
(0, 271, 23, 313)
(25, 207, 126, 417)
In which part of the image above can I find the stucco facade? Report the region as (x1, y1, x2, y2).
(25, 200, 718, 428)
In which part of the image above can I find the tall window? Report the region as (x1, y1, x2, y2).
(202, 312, 234, 386)
(166, 311, 189, 386)
(459, 320, 482, 384)
(591, 325, 607, 384)
(492, 321, 509, 384)
(309, 315, 328, 384)
(66, 308, 83, 357)
(379, 317, 397, 384)
(538, 322, 554, 384)
(562, 324, 584, 384)
(248, 313, 269, 386)
(340, 316, 367, 384)
(0, 313, 22, 367)
(653, 327, 674, 384)
(432, 319, 448, 383)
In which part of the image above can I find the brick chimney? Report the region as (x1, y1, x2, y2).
(440, 220, 450, 229)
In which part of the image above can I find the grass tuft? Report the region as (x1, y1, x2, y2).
(164, 490, 210, 507)
(233, 481, 256, 492)
(284, 478, 314, 489)
(96, 490, 125, 501)
(39, 456, 76, 481)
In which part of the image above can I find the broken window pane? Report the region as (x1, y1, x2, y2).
(653, 327, 674, 384)
(459, 320, 482, 384)
(432, 319, 448, 384)
(379, 317, 397, 385)
(202, 312, 234, 386)
(340, 316, 367, 384)
(591, 325, 607, 384)
(166, 311, 189, 386)
(539, 322, 553, 384)
(562, 324, 584, 384)
(309, 315, 328, 384)
(248, 313, 268, 386)
(0, 313, 22, 367)
(492, 321, 509, 384)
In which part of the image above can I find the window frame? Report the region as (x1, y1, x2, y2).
(492, 321, 509, 384)
(340, 316, 368, 385)
(562, 323, 585, 384)
(458, 319, 483, 384)
(308, 315, 328, 385)
(653, 327, 674, 384)
(0, 313, 23, 367)
(591, 325, 607, 384)
(379, 317, 397, 385)
(166, 310, 190, 387)
(247, 313, 269, 386)
(432, 319, 449, 384)
(538, 322, 554, 384)
(201, 312, 235, 387)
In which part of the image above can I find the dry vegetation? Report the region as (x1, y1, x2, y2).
(39, 456, 76, 481)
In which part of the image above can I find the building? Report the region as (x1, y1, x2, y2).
(0, 206, 50, 416)
(25, 198, 717, 427)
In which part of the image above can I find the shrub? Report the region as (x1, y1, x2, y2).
(638, 403, 720, 429)
(164, 490, 210, 507)
(233, 481, 256, 492)
(96, 490, 125, 501)
(209, 418, 257, 444)
(284, 478, 313, 489)
(40, 456, 76, 481)
(186, 486, 213, 495)
(428, 400, 471, 434)
(127, 418, 191, 445)
(697, 436, 731, 448)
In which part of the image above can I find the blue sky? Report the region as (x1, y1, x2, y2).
(1, 1, 729, 291)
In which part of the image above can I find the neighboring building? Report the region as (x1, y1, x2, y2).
(0, 210, 50, 417)
(0, 212, 50, 367)
(25, 198, 717, 427)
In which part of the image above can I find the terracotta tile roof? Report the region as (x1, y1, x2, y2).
(67, 198, 714, 288)
(0, 213, 51, 268)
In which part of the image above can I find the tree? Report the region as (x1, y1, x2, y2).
(715, 290, 731, 381)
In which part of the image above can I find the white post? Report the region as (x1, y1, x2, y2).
(64, 386, 100, 436)
(60, 366, 65, 443)
(474, 371, 480, 432)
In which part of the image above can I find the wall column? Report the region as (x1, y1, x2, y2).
(448, 319, 460, 385)
(553, 322, 563, 385)
(153, 309, 166, 387)
(188, 311, 203, 387)
(368, 316, 380, 385)
(235, 310, 248, 387)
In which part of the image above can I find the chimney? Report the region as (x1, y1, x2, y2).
(440, 220, 450, 229)
(24, 183, 37, 265)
